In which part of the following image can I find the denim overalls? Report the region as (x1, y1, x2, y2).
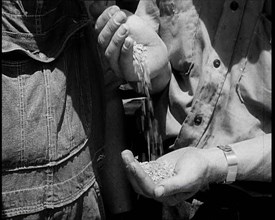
(2, 0, 106, 218)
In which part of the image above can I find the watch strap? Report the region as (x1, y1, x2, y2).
(217, 145, 238, 184)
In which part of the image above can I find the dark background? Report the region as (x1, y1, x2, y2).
(117, 0, 139, 12)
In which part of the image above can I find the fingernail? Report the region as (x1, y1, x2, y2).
(123, 155, 132, 164)
(119, 24, 128, 36)
(108, 6, 119, 16)
(113, 11, 126, 25)
(123, 38, 132, 50)
(154, 186, 165, 197)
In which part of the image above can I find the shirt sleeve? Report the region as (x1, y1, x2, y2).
(231, 133, 271, 182)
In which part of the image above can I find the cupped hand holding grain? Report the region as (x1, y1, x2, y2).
(121, 150, 157, 198)
(121, 147, 228, 206)
(95, 6, 171, 94)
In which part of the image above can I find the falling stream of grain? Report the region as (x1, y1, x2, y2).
(133, 42, 175, 181)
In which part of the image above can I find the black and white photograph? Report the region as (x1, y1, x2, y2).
(2, 0, 272, 219)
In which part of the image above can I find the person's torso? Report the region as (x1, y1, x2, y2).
(2, 0, 106, 218)
(154, 0, 271, 149)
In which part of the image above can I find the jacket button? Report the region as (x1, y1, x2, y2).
(194, 115, 203, 126)
(213, 59, 221, 68)
(230, 1, 239, 11)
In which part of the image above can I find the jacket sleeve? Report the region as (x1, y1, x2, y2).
(231, 133, 271, 182)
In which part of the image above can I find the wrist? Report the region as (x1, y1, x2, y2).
(204, 148, 228, 184)
(217, 145, 238, 184)
(150, 61, 171, 94)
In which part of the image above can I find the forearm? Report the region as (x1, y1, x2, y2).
(231, 133, 271, 182)
(207, 134, 272, 184)
(150, 59, 172, 94)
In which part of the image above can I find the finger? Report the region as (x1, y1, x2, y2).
(121, 150, 144, 195)
(127, 163, 151, 196)
(121, 149, 136, 164)
(158, 192, 195, 206)
(104, 24, 129, 78)
(121, 150, 156, 198)
(97, 10, 127, 50)
(130, 162, 157, 198)
(95, 5, 120, 33)
(89, 2, 115, 19)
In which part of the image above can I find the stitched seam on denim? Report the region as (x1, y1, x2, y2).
(47, 168, 54, 207)
(63, 50, 74, 150)
(22, 71, 27, 165)
(2, 138, 89, 172)
(49, 69, 57, 160)
(2, 146, 103, 193)
(45, 175, 95, 205)
(18, 66, 26, 166)
(2, 205, 45, 218)
(50, 164, 96, 207)
(2, 159, 93, 195)
(2, 173, 96, 217)
(2, 178, 96, 217)
(2, 163, 96, 217)
(2, 147, 105, 216)
(43, 67, 51, 161)
(43, 65, 54, 205)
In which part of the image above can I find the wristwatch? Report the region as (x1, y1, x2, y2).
(217, 145, 238, 184)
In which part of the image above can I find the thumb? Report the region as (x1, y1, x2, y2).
(120, 37, 138, 81)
